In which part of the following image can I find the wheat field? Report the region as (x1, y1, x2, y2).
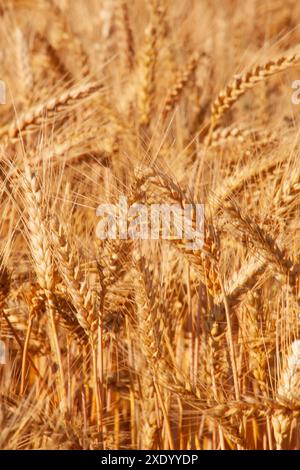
(1, 0, 300, 451)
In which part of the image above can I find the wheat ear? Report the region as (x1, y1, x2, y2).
(272, 340, 300, 449)
(15, 28, 33, 106)
(163, 52, 199, 118)
(6, 82, 102, 140)
(210, 52, 300, 130)
(138, 23, 157, 128)
(50, 216, 97, 341)
(22, 166, 66, 408)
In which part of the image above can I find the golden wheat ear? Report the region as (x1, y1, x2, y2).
(210, 52, 300, 132)
(272, 340, 300, 450)
(3, 82, 102, 142)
